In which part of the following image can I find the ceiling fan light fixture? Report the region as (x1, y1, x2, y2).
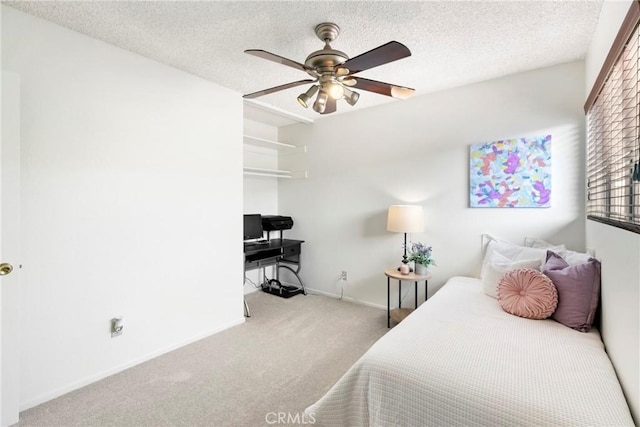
(344, 88, 360, 106)
(297, 85, 319, 108)
(326, 81, 345, 100)
(313, 90, 328, 113)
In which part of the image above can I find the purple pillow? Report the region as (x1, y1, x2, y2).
(543, 251, 601, 332)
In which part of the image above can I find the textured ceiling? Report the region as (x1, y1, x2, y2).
(4, 1, 603, 125)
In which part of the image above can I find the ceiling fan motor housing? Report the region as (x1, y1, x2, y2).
(304, 48, 348, 73)
(304, 22, 349, 76)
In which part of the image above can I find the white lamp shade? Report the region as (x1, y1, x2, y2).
(387, 205, 424, 233)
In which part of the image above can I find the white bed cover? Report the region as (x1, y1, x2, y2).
(306, 277, 634, 426)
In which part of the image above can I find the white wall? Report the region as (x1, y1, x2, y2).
(2, 5, 244, 409)
(585, 0, 633, 93)
(586, 221, 639, 419)
(243, 119, 279, 294)
(585, 0, 639, 421)
(243, 119, 279, 216)
(279, 61, 586, 308)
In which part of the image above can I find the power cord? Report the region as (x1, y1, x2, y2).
(243, 275, 261, 289)
(337, 275, 346, 300)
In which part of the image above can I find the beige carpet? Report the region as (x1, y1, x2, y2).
(17, 291, 388, 426)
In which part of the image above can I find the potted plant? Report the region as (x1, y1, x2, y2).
(408, 242, 435, 275)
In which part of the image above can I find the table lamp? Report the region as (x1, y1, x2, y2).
(387, 205, 424, 270)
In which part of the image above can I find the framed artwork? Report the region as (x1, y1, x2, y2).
(469, 135, 551, 208)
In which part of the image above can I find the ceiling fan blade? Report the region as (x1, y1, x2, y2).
(321, 98, 337, 115)
(243, 79, 316, 99)
(245, 49, 312, 73)
(337, 41, 411, 75)
(351, 77, 415, 99)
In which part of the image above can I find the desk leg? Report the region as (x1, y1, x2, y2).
(387, 277, 390, 328)
(398, 280, 402, 309)
(244, 298, 251, 318)
(415, 281, 418, 309)
(425, 281, 428, 302)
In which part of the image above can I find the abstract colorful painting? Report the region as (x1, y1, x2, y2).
(470, 135, 551, 208)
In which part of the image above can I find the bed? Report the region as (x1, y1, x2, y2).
(305, 276, 634, 426)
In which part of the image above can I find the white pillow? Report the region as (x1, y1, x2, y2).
(562, 250, 592, 265)
(524, 236, 590, 265)
(481, 237, 557, 275)
(524, 237, 556, 249)
(481, 250, 542, 298)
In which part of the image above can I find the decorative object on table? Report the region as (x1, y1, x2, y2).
(407, 242, 435, 275)
(387, 205, 424, 272)
(399, 263, 410, 275)
(469, 134, 551, 208)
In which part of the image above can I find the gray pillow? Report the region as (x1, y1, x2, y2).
(543, 251, 601, 332)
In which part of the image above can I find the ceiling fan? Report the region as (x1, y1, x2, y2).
(243, 23, 415, 115)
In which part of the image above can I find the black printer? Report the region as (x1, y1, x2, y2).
(261, 215, 294, 231)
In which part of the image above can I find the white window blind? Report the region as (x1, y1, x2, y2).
(586, 9, 640, 234)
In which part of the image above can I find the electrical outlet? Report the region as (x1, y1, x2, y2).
(341, 271, 347, 281)
(111, 317, 123, 338)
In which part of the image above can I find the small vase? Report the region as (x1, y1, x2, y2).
(415, 263, 428, 275)
(400, 263, 410, 275)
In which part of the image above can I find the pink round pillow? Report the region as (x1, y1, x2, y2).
(497, 268, 558, 319)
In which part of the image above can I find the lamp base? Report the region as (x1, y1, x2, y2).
(398, 252, 413, 272)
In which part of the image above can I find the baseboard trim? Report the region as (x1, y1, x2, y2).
(20, 316, 246, 411)
(305, 287, 386, 311)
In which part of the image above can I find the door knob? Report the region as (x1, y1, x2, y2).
(0, 263, 13, 276)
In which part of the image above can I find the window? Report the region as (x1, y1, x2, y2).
(586, 1, 640, 234)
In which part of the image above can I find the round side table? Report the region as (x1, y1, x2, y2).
(384, 268, 432, 328)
